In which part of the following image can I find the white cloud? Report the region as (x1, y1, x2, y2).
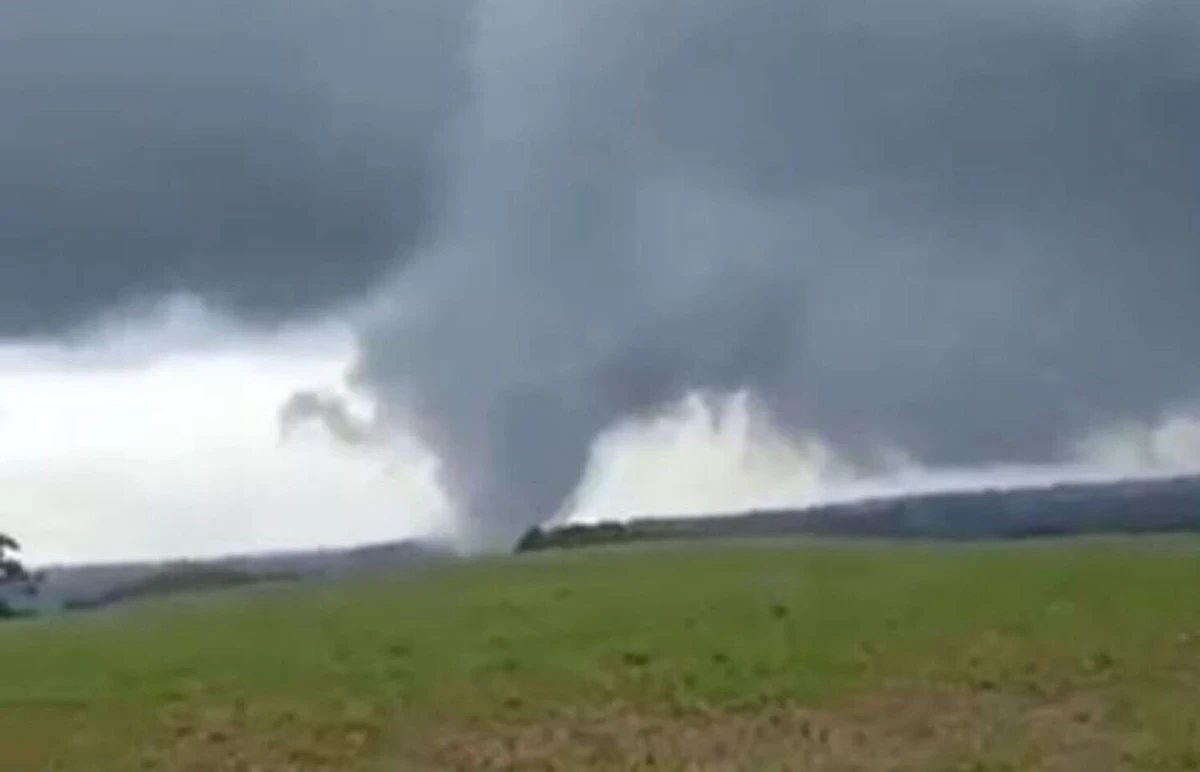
(1074, 412, 1200, 474)
(0, 299, 451, 566)
(568, 391, 1200, 527)
(3, 296, 1197, 566)
(569, 392, 861, 522)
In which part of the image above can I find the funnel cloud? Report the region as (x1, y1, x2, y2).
(353, 0, 1200, 545)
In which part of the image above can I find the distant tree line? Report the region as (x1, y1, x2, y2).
(516, 522, 642, 552)
(515, 474, 1200, 553)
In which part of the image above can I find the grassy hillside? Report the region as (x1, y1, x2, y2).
(61, 564, 300, 612)
(3, 538, 1200, 770)
(34, 539, 454, 614)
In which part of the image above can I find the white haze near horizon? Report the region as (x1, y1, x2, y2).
(0, 299, 448, 566)
(1, 299, 1199, 566)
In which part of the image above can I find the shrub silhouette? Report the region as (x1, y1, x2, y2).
(0, 533, 37, 618)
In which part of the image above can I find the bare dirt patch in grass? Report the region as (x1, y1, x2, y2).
(136, 699, 387, 772)
(397, 684, 1132, 772)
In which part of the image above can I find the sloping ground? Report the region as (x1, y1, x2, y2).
(34, 538, 455, 613)
(62, 564, 298, 612)
(2, 538, 1200, 770)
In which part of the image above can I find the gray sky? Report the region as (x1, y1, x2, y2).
(5, 0, 1200, 546)
(0, 0, 469, 332)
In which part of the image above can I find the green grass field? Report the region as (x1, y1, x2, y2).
(4, 538, 1200, 770)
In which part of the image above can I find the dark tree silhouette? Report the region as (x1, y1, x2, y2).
(0, 534, 37, 618)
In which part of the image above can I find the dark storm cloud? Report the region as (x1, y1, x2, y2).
(350, 0, 1200, 545)
(0, 0, 470, 333)
(8, 0, 1200, 547)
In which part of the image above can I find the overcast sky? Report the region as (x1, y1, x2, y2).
(3, 0, 1200, 561)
